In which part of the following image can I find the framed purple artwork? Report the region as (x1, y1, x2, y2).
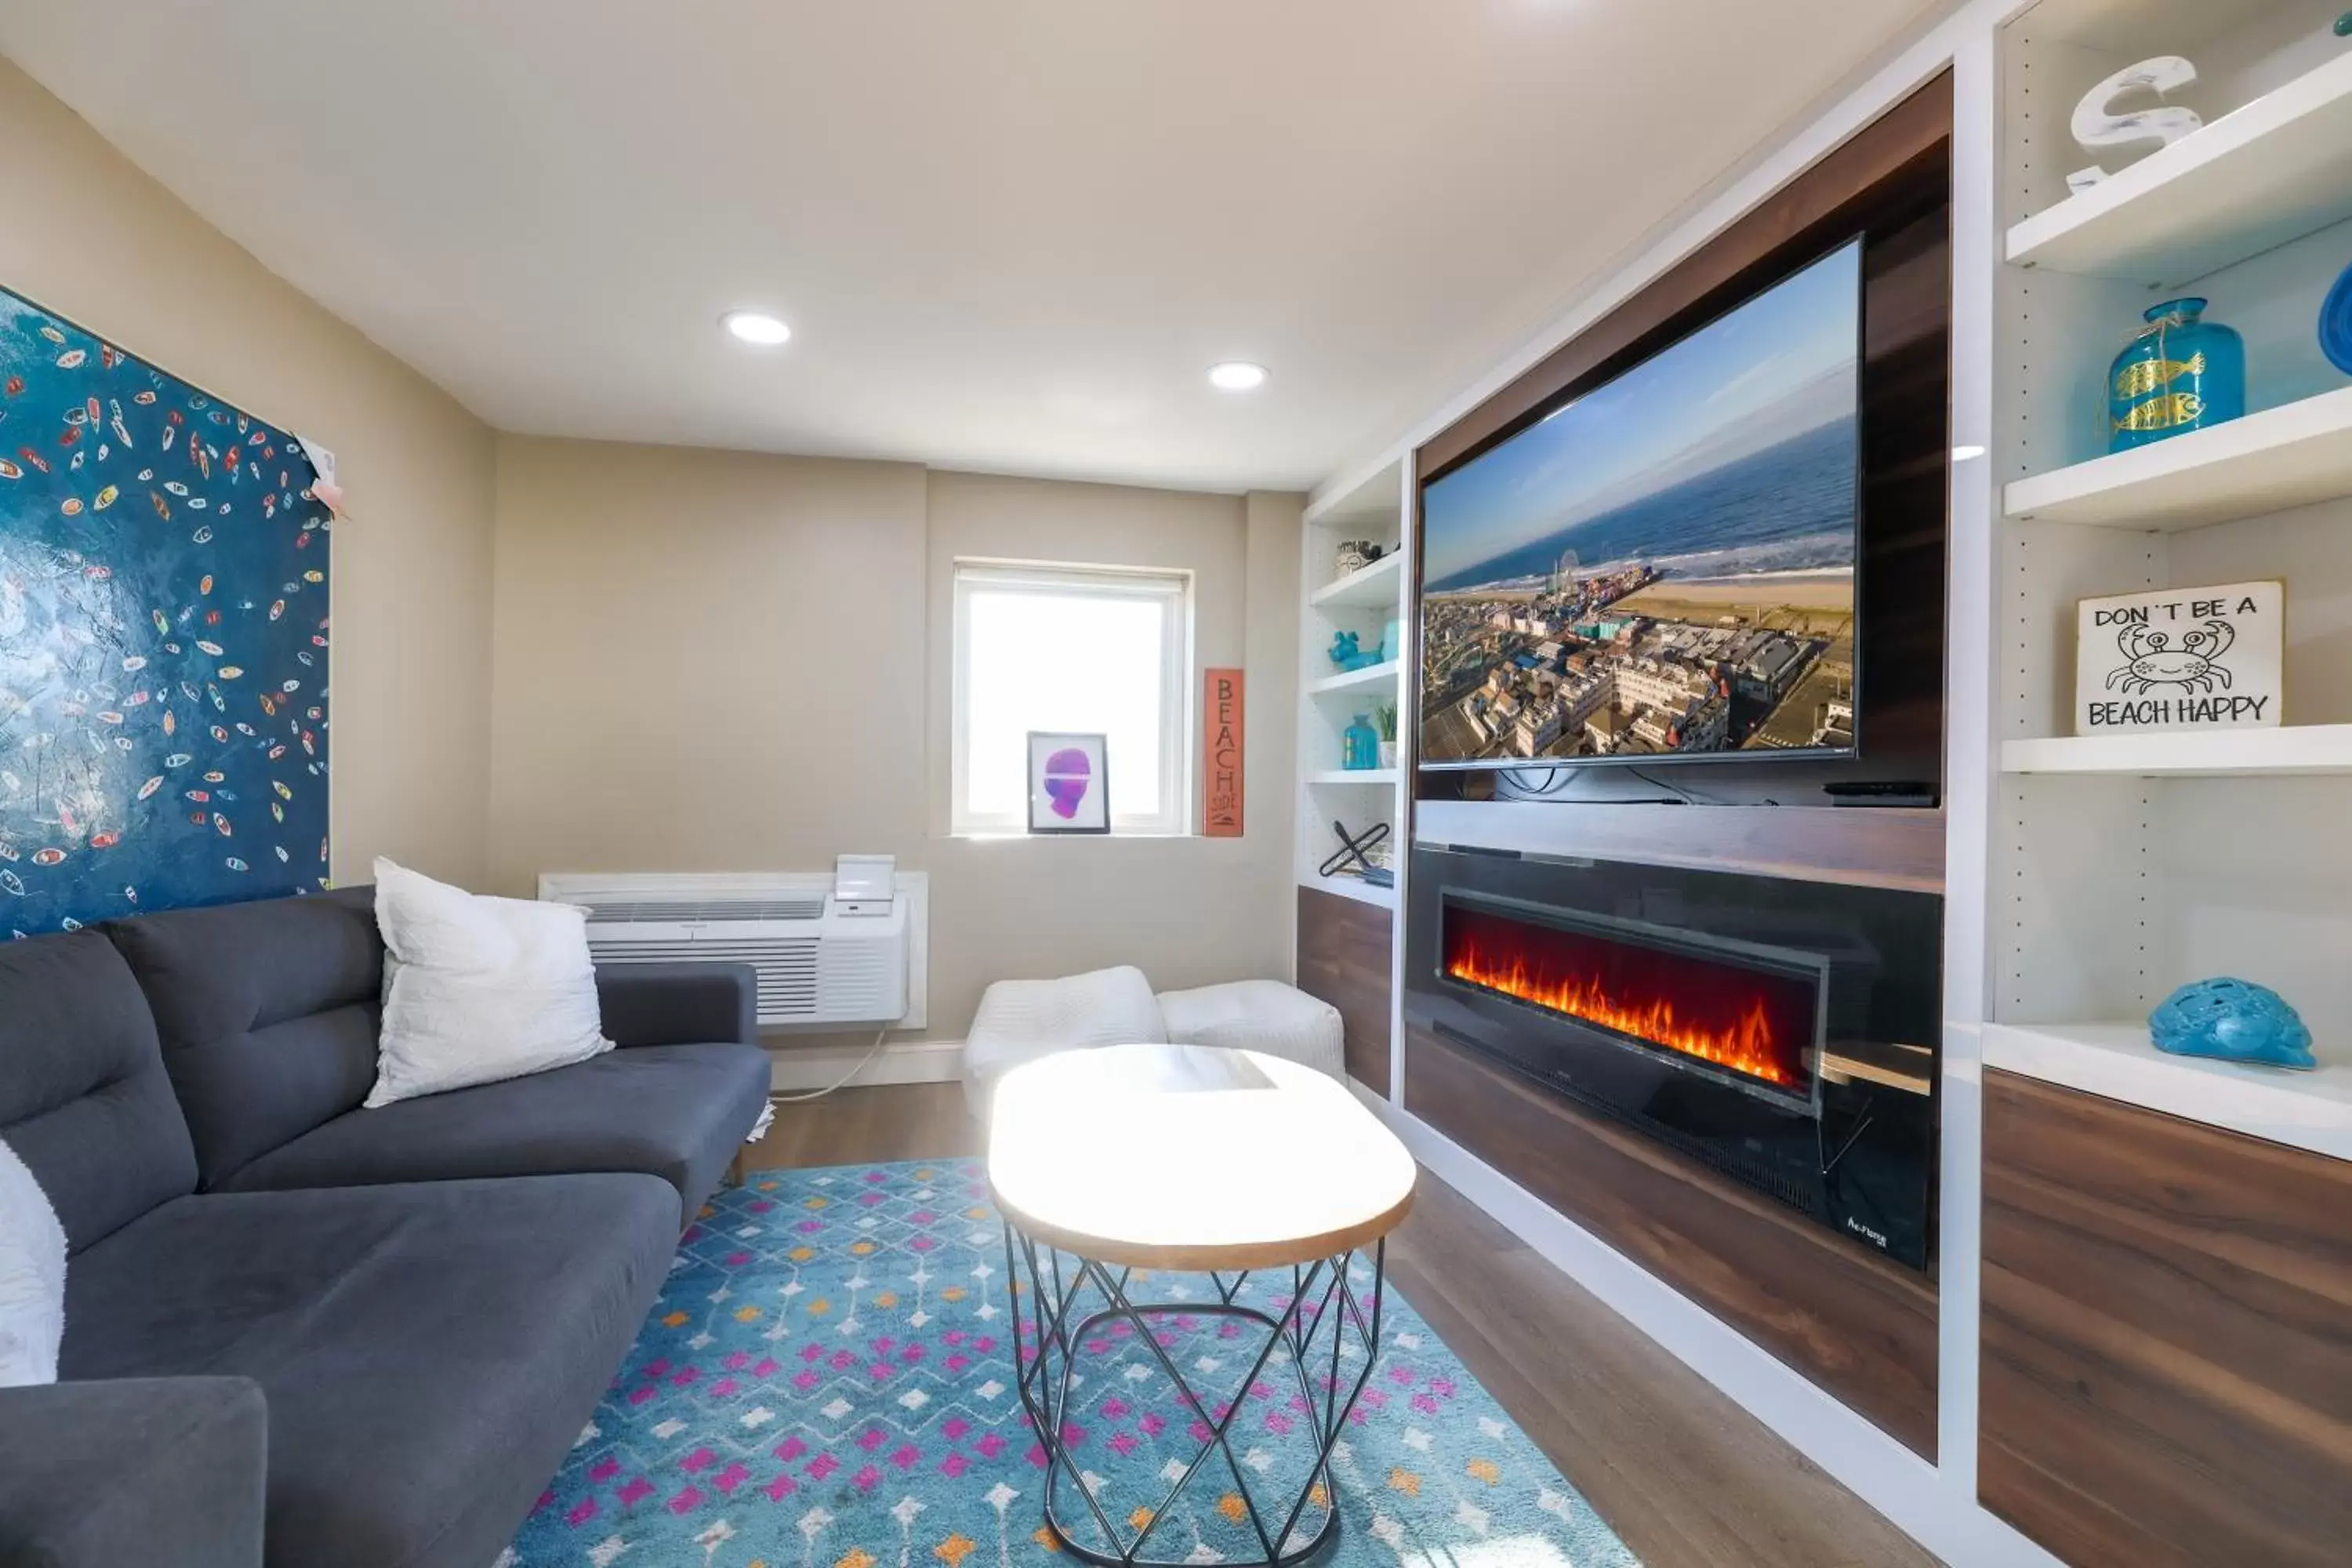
(1025, 731, 1109, 834)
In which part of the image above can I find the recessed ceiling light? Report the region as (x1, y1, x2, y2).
(1208, 361, 1268, 391)
(723, 310, 792, 347)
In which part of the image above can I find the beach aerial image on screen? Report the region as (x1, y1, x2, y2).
(1419, 242, 1862, 766)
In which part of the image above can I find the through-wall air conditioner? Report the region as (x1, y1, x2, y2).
(537, 869, 927, 1031)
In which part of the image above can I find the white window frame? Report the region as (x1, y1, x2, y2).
(950, 559, 1195, 837)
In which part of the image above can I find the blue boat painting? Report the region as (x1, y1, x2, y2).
(0, 285, 331, 936)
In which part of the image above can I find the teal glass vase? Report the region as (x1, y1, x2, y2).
(2108, 297, 2244, 452)
(1341, 713, 1380, 771)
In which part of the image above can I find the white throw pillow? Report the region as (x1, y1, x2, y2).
(0, 1135, 66, 1388)
(365, 857, 612, 1108)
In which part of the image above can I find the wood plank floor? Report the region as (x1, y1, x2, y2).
(743, 1083, 1936, 1568)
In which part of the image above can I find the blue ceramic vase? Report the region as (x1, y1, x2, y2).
(2148, 977, 2316, 1070)
(2107, 297, 2244, 452)
(1341, 713, 1381, 771)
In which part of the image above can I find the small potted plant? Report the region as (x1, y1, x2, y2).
(1374, 703, 1399, 770)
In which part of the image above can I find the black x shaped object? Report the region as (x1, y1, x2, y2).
(1316, 818, 1391, 884)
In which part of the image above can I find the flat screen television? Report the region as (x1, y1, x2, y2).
(1418, 238, 1864, 771)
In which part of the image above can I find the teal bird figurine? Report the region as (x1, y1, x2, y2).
(2339, 9, 2352, 36)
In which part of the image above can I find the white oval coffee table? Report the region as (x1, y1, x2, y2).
(988, 1043, 1417, 1567)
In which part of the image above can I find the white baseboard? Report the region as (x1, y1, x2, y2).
(768, 1039, 964, 1093)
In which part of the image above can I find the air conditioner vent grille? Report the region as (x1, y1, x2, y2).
(583, 898, 825, 924)
(592, 938, 826, 1017)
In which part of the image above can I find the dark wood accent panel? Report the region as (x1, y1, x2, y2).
(1420, 803, 1945, 894)
(1980, 1071, 2352, 1568)
(1405, 1025, 1939, 1457)
(1296, 887, 1392, 1094)
(1417, 71, 1952, 477)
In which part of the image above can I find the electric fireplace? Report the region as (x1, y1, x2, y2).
(1406, 846, 1940, 1269)
(1441, 897, 1824, 1108)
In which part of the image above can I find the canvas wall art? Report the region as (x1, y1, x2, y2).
(0, 285, 332, 936)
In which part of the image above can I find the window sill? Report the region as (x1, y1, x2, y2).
(946, 829, 1208, 842)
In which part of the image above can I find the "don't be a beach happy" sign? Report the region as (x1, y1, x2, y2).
(2075, 580, 2283, 735)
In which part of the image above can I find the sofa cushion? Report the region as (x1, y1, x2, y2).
(0, 931, 197, 1253)
(0, 1376, 267, 1568)
(62, 1174, 679, 1568)
(367, 857, 612, 1108)
(216, 1041, 772, 1221)
(102, 886, 383, 1188)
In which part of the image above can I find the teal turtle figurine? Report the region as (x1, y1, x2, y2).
(2149, 978, 2316, 1070)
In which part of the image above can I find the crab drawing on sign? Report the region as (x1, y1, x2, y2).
(2106, 619, 2234, 696)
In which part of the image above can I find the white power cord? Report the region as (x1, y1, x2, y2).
(770, 1026, 891, 1103)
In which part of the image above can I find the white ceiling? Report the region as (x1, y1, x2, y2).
(1, 2, 1940, 493)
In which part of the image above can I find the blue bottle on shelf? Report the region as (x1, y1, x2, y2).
(2107, 296, 2244, 452)
(1341, 713, 1380, 771)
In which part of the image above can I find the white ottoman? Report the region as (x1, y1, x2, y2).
(961, 964, 1166, 1120)
(1156, 980, 1345, 1083)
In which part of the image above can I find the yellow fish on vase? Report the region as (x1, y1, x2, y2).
(2111, 351, 2205, 400)
(2114, 392, 2205, 434)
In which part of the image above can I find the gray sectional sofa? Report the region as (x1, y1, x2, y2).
(0, 885, 773, 1568)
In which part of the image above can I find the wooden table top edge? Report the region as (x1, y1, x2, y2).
(989, 1176, 1418, 1273)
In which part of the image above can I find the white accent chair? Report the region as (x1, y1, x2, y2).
(960, 967, 1345, 1119)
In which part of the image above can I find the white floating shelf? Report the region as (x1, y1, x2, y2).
(2004, 386, 2352, 532)
(1298, 873, 1396, 910)
(1308, 659, 1402, 698)
(1305, 768, 1399, 786)
(1308, 551, 1406, 612)
(2005, 52, 2352, 283)
(2003, 724, 2352, 779)
(1985, 1022, 2352, 1163)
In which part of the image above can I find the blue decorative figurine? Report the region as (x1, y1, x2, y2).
(1341, 713, 1381, 771)
(2149, 978, 2316, 1070)
(1326, 630, 1361, 667)
(2107, 297, 2244, 452)
(2321, 258, 2352, 377)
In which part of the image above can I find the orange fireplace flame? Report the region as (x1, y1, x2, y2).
(1445, 941, 1802, 1089)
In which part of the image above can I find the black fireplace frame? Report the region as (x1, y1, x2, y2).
(1437, 887, 1831, 1115)
(1407, 845, 1941, 1271)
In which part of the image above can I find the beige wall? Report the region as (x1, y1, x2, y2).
(2, 56, 1297, 1019)
(0, 59, 499, 887)
(486, 439, 929, 885)
(490, 441, 1300, 1040)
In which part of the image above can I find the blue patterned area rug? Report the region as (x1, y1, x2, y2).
(503, 1159, 1639, 1567)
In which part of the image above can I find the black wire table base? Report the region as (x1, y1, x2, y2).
(1002, 1227, 1388, 1568)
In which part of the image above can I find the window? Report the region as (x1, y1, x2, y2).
(952, 561, 1193, 836)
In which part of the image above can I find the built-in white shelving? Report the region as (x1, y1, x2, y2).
(1991, 2, 2352, 1142)
(2002, 723, 2352, 778)
(1306, 659, 1402, 699)
(1984, 1021, 2352, 1162)
(2003, 385, 2352, 531)
(1294, 462, 1409, 916)
(2005, 52, 2352, 285)
(1307, 550, 1406, 611)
